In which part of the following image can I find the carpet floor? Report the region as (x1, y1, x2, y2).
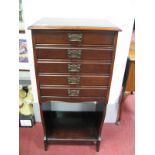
(19, 95, 135, 155)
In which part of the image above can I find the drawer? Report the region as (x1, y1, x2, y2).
(36, 48, 113, 60)
(40, 96, 106, 103)
(36, 61, 111, 74)
(40, 86, 108, 97)
(33, 30, 115, 45)
(38, 74, 110, 86)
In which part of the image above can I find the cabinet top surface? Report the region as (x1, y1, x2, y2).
(28, 18, 121, 31)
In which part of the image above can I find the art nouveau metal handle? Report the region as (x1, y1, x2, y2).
(68, 33, 83, 42)
(68, 64, 81, 72)
(68, 77, 80, 85)
(68, 89, 80, 96)
(67, 49, 82, 59)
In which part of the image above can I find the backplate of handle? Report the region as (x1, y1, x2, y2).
(68, 77, 80, 85)
(68, 64, 81, 72)
(68, 89, 80, 96)
(68, 33, 83, 42)
(67, 49, 82, 59)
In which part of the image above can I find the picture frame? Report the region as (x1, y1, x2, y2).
(19, 38, 29, 63)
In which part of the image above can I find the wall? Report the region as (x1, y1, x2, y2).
(23, 0, 134, 122)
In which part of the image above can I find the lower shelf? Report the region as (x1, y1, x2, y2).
(43, 111, 102, 141)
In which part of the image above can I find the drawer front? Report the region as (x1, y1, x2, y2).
(33, 30, 115, 45)
(40, 96, 105, 103)
(36, 48, 113, 60)
(37, 62, 111, 74)
(38, 75, 110, 86)
(40, 87, 108, 97)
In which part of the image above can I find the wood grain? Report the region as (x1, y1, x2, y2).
(32, 30, 115, 45)
(38, 74, 110, 86)
(28, 18, 121, 31)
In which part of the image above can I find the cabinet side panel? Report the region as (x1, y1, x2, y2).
(105, 32, 118, 103)
(31, 30, 47, 137)
(98, 31, 119, 139)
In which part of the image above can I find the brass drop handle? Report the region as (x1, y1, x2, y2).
(68, 33, 83, 42)
(68, 64, 81, 72)
(68, 77, 80, 85)
(67, 49, 82, 59)
(68, 89, 80, 97)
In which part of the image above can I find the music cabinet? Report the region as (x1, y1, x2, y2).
(28, 18, 121, 152)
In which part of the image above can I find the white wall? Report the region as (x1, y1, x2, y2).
(23, 0, 134, 122)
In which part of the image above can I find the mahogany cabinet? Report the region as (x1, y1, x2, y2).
(29, 18, 121, 152)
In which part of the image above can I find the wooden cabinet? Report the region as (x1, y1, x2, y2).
(125, 59, 135, 92)
(116, 31, 135, 125)
(125, 31, 135, 93)
(29, 18, 121, 152)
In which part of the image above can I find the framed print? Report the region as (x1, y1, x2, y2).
(19, 38, 28, 63)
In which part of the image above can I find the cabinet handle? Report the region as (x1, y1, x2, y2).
(68, 64, 81, 72)
(68, 89, 80, 96)
(68, 33, 83, 42)
(67, 49, 82, 59)
(68, 77, 80, 85)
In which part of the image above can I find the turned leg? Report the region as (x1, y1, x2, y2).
(96, 140, 101, 152)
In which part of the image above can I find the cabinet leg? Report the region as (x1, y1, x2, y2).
(44, 140, 48, 151)
(96, 140, 100, 152)
(115, 120, 120, 125)
(131, 91, 134, 95)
